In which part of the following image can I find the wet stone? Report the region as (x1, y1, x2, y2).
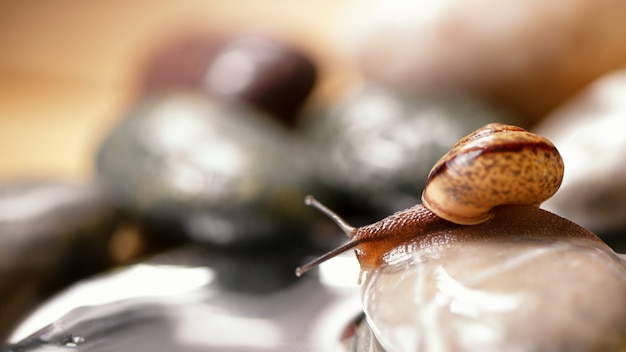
(360, 206, 626, 351)
(95, 93, 315, 248)
(0, 180, 119, 343)
(3, 245, 362, 351)
(535, 70, 626, 249)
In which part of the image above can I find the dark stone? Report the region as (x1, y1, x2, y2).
(3, 245, 362, 351)
(0, 181, 119, 343)
(95, 93, 316, 248)
(142, 34, 317, 126)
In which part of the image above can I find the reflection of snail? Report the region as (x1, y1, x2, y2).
(296, 123, 564, 282)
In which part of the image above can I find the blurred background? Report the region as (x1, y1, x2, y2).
(2, 0, 626, 350)
(0, 0, 350, 182)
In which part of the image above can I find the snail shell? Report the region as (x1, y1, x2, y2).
(296, 123, 565, 278)
(422, 123, 564, 225)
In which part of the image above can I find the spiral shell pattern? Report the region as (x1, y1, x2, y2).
(422, 123, 564, 225)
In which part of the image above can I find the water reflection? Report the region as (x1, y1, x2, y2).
(5, 246, 361, 352)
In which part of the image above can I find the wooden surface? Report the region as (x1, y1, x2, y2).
(0, 0, 355, 182)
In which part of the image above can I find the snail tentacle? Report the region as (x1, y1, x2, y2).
(304, 195, 356, 237)
(295, 239, 362, 277)
(296, 196, 361, 276)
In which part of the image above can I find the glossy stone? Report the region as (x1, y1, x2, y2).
(360, 206, 626, 351)
(535, 70, 626, 247)
(204, 35, 317, 126)
(303, 85, 516, 216)
(142, 34, 317, 126)
(4, 245, 362, 351)
(0, 181, 119, 343)
(95, 93, 314, 247)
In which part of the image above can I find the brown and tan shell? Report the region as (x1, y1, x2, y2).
(422, 123, 564, 225)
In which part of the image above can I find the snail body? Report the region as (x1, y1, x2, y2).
(296, 123, 564, 279)
(297, 123, 626, 351)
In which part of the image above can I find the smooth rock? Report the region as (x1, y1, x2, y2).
(4, 245, 362, 351)
(0, 181, 119, 343)
(204, 34, 317, 126)
(360, 205, 626, 351)
(535, 70, 626, 245)
(96, 93, 314, 247)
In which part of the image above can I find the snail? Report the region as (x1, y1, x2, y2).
(296, 123, 564, 282)
(297, 123, 626, 350)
